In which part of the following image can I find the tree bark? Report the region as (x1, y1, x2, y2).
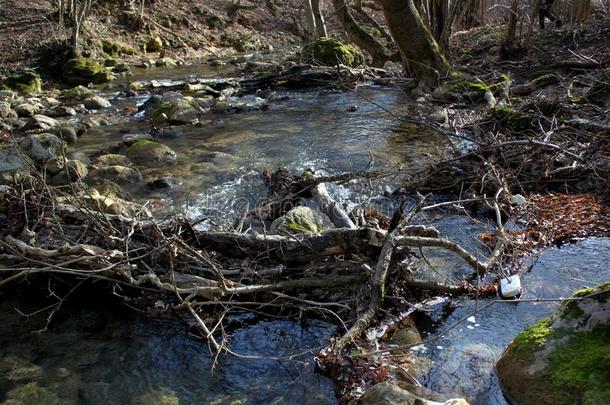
(379, 0, 451, 84)
(311, 0, 328, 38)
(304, 0, 318, 39)
(332, 0, 392, 67)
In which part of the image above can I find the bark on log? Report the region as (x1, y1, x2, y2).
(190, 228, 387, 262)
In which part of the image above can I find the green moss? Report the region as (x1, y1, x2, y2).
(491, 106, 538, 132)
(62, 57, 114, 85)
(499, 73, 511, 82)
(60, 85, 94, 100)
(100, 40, 122, 56)
(1, 71, 42, 94)
(546, 327, 610, 405)
(573, 287, 596, 298)
(532, 74, 560, 87)
(511, 317, 554, 353)
(445, 75, 491, 93)
(104, 58, 118, 67)
(128, 139, 160, 153)
(301, 37, 364, 67)
(124, 47, 137, 55)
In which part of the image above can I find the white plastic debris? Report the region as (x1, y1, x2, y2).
(467, 325, 475, 330)
(500, 275, 523, 298)
(511, 194, 527, 206)
(467, 316, 476, 324)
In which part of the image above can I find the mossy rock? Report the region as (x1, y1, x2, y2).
(104, 58, 118, 67)
(497, 284, 610, 405)
(145, 37, 163, 53)
(100, 40, 122, 56)
(301, 37, 364, 67)
(270, 206, 323, 235)
(126, 140, 177, 165)
(1, 71, 42, 94)
(123, 46, 137, 56)
(87, 165, 142, 185)
(60, 85, 95, 100)
(20, 133, 65, 161)
(94, 154, 132, 167)
(152, 98, 202, 125)
(490, 106, 539, 132)
(62, 57, 115, 85)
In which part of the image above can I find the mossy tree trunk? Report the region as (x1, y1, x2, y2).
(332, 0, 392, 67)
(379, 0, 451, 85)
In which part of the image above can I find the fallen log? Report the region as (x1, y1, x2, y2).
(190, 227, 387, 262)
(311, 183, 357, 229)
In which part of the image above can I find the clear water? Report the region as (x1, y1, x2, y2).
(412, 237, 610, 404)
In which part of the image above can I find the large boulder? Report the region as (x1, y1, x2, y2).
(270, 206, 323, 235)
(145, 36, 163, 52)
(301, 37, 364, 67)
(152, 98, 203, 125)
(361, 382, 469, 405)
(14, 103, 40, 118)
(20, 133, 65, 161)
(62, 57, 115, 85)
(496, 284, 610, 405)
(126, 140, 177, 165)
(87, 165, 142, 185)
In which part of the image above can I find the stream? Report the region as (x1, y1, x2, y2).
(1, 62, 608, 404)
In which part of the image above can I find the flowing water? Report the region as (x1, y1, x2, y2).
(2, 63, 608, 404)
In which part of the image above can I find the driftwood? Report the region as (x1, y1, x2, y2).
(311, 183, 357, 229)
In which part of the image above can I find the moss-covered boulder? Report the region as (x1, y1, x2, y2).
(270, 206, 323, 235)
(126, 140, 177, 165)
(20, 133, 65, 161)
(100, 40, 122, 56)
(145, 37, 163, 53)
(152, 98, 202, 125)
(496, 284, 610, 405)
(301, 37, 364, 67)
(1, 71, 42, 94)
(60, 85, 95, 100)
(62, 57, 115, 85)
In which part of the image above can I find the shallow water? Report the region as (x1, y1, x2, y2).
(75, 72, 448, 223)
(0, 300, 336, 404)
(412, 237, 610, 404)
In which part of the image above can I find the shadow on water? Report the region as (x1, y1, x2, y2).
(0, 292, 337, 404)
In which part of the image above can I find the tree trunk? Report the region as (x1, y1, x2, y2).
(572, 0, 591, 23)
(332, 0, 392, 67)
(311, 0, 328, 38)
(379, 0, 451, 84)
(304, 0, 317, 39)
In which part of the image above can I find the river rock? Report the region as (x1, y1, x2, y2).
(361, 382, 469, 405)
(94, 154, 132, 167)
(148, 177, 181, 190)
(0, 102, 17, 121)
(1, 71, 42, 94)
(14, 103, 40, 117)
(83, 95, 111, 110)
(51, 122, 87, 144)
(270, 206, 322, 235)
(49, 159, 88, 185)
(156, 57, 177, 67)
(496, 284, 610, 405)
(61, 85, 95, 100)
(152, 98, 203, 125)
(46, 105, 77, 117)
(87, 165, 142, 185)
(0, 145, 32, 183)
(20, 133, 64, 161)
(22, 114, 58, 131)
(122, 133, 154, 146)
(126, 139, 177, 165)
